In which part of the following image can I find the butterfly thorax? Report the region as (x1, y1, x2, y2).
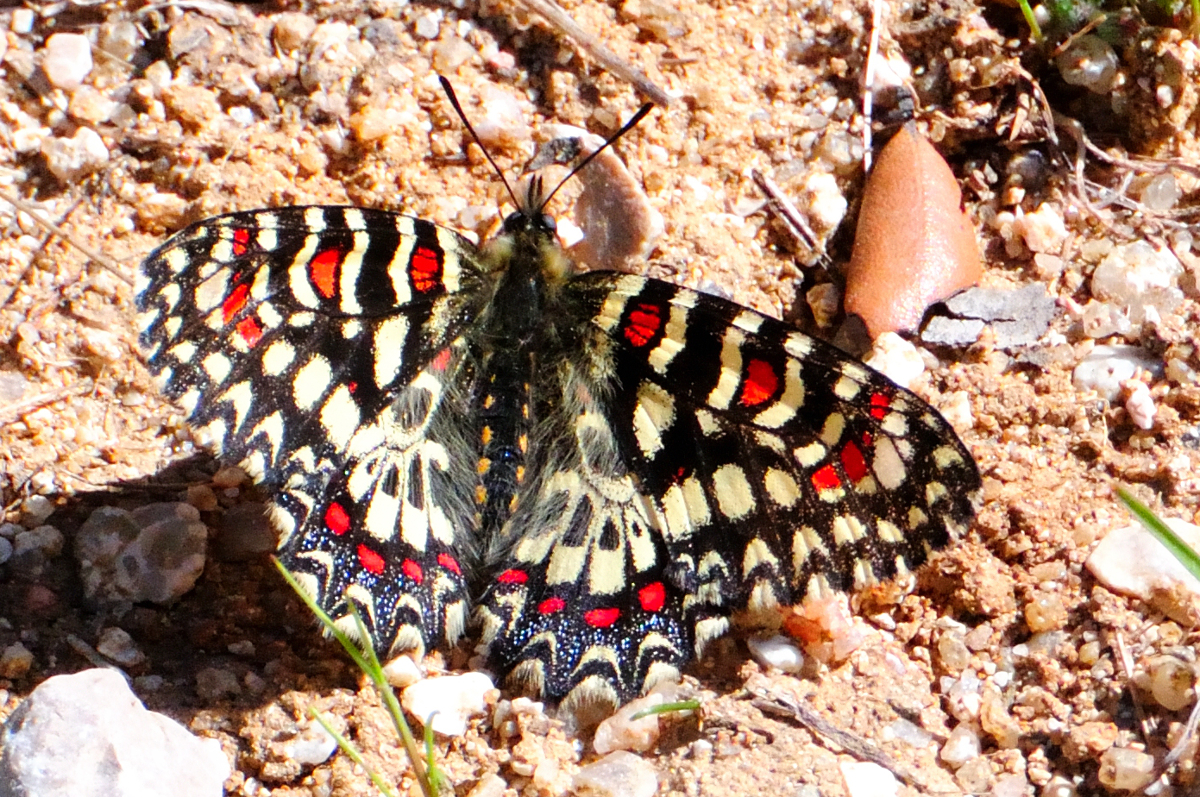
(469, 210, 575, 541)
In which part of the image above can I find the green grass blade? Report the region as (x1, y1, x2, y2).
(1015, 0, 1044, 41)
(1116, 487, 1200, 581)
(273, 557, 439, 797)
(630, 699, 702, 721)
(309, 708, 399, 797)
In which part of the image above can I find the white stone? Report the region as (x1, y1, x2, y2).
(940, 723, 982, 767)
(841, 760, 900, 797)
(1087, 519, 1200, 602)
(803, 170, 847, 231)
(864, 332, 925, 388)
(282, 719, 338, 766)
(571, 751, 658, 797)
(0, 669, 229, 797)
(1124, 381, 1156, 429)
(593, 692, 665, 754)
(1072, 345, 1160, 402)
(402, 671, 493, 736)
(1091, 241, 1183, 329)
(383, 654, 424, 688)
(1015, 203, 1067, 253)
(41, 33, 93, 90)
(473, 85, 531, 148)
(746, 635, 805, 673)
(42, 128, 109, 182)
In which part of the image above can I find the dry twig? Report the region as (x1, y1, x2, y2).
(511, 0, 672, 107)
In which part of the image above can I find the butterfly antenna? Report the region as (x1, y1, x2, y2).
(439, 75, 523, 212)
(537, 102, 655, 212)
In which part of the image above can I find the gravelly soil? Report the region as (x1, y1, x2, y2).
(1, 0, 1199, 795)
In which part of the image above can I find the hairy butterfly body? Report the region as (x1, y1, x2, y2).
(135, 107, 980, 711)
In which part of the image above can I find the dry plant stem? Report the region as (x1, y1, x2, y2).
(750, 169, 825, 259)
(0, 380, 95, 426)
(0, 187, 131, 285)
(861, 0, 884, 173)
(1162, 697, 1200, 770)
(750, 687, 920, 789)
(1114, 631, 1156, 747)
(1050, 14, 1108, 58)
(510, 0, 673, 107)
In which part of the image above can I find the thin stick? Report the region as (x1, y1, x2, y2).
(0, 188, 131, 285)
(862, 0, 884, 173)
(750, 169, 826, 260)
(512, 0, 673, 107)
(750, 686, 922, 789)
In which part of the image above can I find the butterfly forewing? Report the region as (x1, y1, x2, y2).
(136, 206, 489, 656)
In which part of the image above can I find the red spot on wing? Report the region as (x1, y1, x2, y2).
(870, 392, 890, 420)
(325, 503, 351, 535)
(740, 358, 778, 406)
(358, 544, 385, 575)
(497, 569, 528, 585)
(638, 582, 666, 613)
(811, 464, 841, 491)
(538, 596, 565, 614)
(309, 248, 340, 299)
(235, 317, 263, 347)
(623, 303, 662, 347)
(431, 348, 452, 372)
(862, 432, 873, 447)
(402, 559, 424, 583)
(222, 283, 250, 325)
(437, 553, 462, 575)
(347, 381, 358, 394)
(410, 247, 441, 293)
(584, 607, 620, 627)
(840, 441, 868, 483)
(232, 228, 251, 256)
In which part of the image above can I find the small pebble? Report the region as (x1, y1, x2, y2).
(1147, 655, 1195, 712)
(841, 760, 899, 797)
(594, 692, 664, 754)
(571, 751, 658, 797)
(955, 757, 994, 793)
(803, 171, 847, 231)
(14, 525, 64, 559)
(75, 504, 208, 605)
(97, 627, 146, 667)
(414, 11, 442, 39)
(1123, 380, 1156, 430)
(273, 13, 317, 51)
(41, 33, 93, 90)
(21, 495, 55, 524)
(940, 723, 981, 767)
(746, 635, 805, 673)
(1071, 345, 1160, 402)
(1057, 35, 1119, 94)
(195, 667, 242, 702)
(402, 672, 494, 736)
(282, 719, 337, 766)
(1016, 203, 1068, 253)
(863, 333, 925, 389)
(42, 128, 109, 182)
(1091, 241, 1183, 329)
(0, 643, 34, 678)
(1097, 747, 1155, 791)
(383, 654, 423, 688)
(1024, 592, 1067, 632)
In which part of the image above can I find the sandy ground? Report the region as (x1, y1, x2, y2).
(1, 0, 1199, 794)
